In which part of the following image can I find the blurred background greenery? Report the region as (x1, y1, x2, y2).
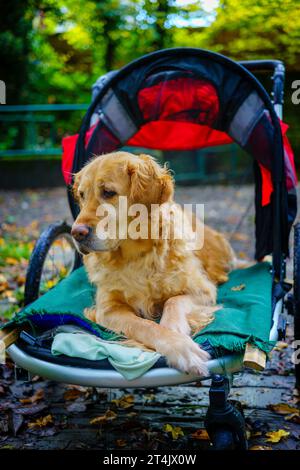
(0, 0, 299, 171)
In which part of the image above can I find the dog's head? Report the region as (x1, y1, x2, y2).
(71, 151, 174, 254)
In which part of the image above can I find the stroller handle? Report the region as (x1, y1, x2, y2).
(239, 60, 285, 119)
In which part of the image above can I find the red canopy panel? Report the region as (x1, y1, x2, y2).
(62, 119, 296, 209)
(137, 77, 220, 125)
(127, 121, 232, 150)
(62, 69, 296, 210)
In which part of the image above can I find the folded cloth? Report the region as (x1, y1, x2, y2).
(3, 262, 275, 372)
(51, 325, 160, 380)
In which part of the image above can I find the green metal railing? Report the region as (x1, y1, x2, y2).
(0, 104, 88, 158)
(0, 104, 244, 182)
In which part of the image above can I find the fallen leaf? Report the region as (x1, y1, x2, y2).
(249, 445, 272, 451)
(63, 389, 83, 401)
(28, 414, 53, 429)
(112, 394, 134, 409)
(0, 275, 9, 293)
(274, 342, 288, 351)
(266, 429, 290, 443)
(163, 423, 184, 440)
(231, 284, 246, 291)
(268, 403, 299, 415)
(16, 275, 26, 286)
(191, 429, 209, 440)
(90, 409, 117, 425)
(19, 388, 44, 404)
(144, 394, 155, 402)
(5, 257, 18, 265)
(44, 280, 56, 289)
(116, 439, 127, 447)
(285, 413, 300, 424)
(231, 232, 250, 242)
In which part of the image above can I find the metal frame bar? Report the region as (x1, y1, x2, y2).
(6, 300, 280, 389)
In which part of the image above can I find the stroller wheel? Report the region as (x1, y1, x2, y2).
(209, 426, 235, 450)
(24, 221, 79, 305)
(293, 222, 300, 389)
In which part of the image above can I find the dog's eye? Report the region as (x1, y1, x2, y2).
(79, 191, 85, 200)
(102, 189, 117, 199)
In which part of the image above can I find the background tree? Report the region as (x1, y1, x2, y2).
(0, 0, 34, 104)
(0, 0, 299, 161)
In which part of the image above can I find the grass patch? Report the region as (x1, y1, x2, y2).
(0, 238, 32, 266)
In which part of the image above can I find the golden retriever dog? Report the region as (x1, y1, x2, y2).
(71, 151, 235, 376)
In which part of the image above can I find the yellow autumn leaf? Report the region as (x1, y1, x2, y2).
(5, 257, 18, 265)
(163, 424, 184, 440)
(45, 280, 56, 289)
(231, 232, 250, 242)
(28, 414, 53, 429)
(90, 409, 117, 425)
(116, 439, 127, 447)
(268, 403, 299, 415)
(63, 389, 83, 401)
(191, 429, 209, 440)
(0, 274, 9, 292)
(2, 290, 14, 298)
(274, 342, 288, 351)
(20, 388, 44, 404)
(266, 429, 290, 443)
(249, 445, 272, 451)
(231, 284, 246, 291)
(284, 413, 300, 424)
(112, 394, 134, 409)
(144, 394, 155, 402)
(59, 266, 67, 276)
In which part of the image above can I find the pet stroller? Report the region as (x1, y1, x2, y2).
(1, 48, 299, 450)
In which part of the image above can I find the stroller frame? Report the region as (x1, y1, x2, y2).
(4, 50, 299, 450)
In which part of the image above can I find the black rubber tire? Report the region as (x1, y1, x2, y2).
(24, 221, 79, 306)
(210, 426, 235, 450)
(294, 222, 300, 389)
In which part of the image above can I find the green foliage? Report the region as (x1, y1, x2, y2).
(0, 0, 35, 104)
(2, 0, 299, 104)
(0, 0, 299, 160)
(0, 239, 32, 266)
(193, 0, 300, 68)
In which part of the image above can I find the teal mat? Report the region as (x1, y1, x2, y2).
(4, 263, 275, 355)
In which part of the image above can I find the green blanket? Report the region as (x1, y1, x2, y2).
(4, 262, 275, 356)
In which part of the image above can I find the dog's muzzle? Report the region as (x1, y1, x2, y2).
(71, 223, 118, 254)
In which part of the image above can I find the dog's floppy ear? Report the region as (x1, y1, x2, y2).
(159, 168, 174, 203)
(128, 154, 174, 205)
(72, 169, 83, 201)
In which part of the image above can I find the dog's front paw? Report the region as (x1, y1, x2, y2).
(159, 334, 210, 377)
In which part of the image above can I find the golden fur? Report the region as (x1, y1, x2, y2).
(72, 151, 235, 376)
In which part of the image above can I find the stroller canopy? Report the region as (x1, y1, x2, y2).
(62, 48, 297, 266)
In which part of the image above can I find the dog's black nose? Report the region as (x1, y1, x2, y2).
(71, 224, 90, 242)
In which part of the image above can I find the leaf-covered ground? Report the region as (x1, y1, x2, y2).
(0, 185, 299, 450)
